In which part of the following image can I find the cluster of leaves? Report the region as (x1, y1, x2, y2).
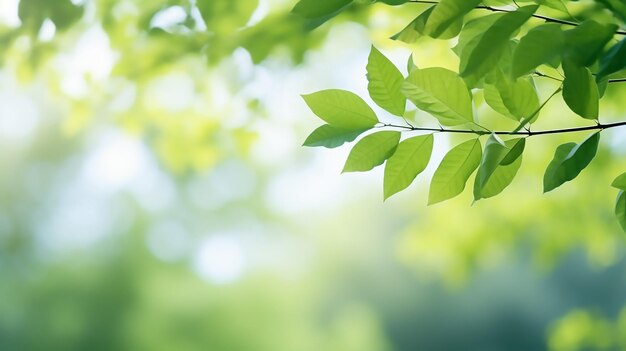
(297, 0, 626, 232)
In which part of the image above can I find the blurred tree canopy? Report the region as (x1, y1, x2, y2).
(2, 1, 626, 351)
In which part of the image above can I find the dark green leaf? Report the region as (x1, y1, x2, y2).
(598, 38, 626, 80)
(512, 23, 564, 78)
(543, 132, 601, 193)
(562, 59, 599, 119)
(563, 20, 618, 67)
(500, 138, 526, 166)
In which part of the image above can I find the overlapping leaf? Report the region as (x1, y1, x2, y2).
(402, 67, 474, 126)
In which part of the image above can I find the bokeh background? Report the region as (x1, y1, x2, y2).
(2, 0, 626, 350)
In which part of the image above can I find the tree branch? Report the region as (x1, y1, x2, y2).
(379, 120, 626, 137)
(406, 0, 626, 35)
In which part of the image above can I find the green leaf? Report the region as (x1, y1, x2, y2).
(563, 20, 618, 67)
(612, 172, 626, 190)
(539, 0, 570, 14)
(428, 138, 482, 205)
(484, 71, 540, 121)
(292, 0, 352, 19)
(598, 38, 626, 80)
(424, 0, 482, 38)
(343, 131, 401, 173)
(302, 90, 379, 129)
(367, 46, 406, 116)
(303, 125, 369, 148)
(512, 23, 565, 78)
(460, 5, 538, 82)
(562, 59, 599, 120)
(384, 134, 434, 200)
(391, 6, 463, 42)
(378, 0, 409, 5)
(543, 132, 601, 193)
(616, 191, 626, 233)
(453, 13, 503, 58)
(474, 136, 524, 200)
(402, 67, 474, 126)
(500, 138, 526, 166)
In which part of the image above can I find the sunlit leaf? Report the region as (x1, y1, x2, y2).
(384, 134, 434, 200)
(367, 46, 406, 116)
(402, 67, 474, 126)
(612, 173, 626, 190)
(543, 132, 601, 193)
(343, 131, 401, 172)
(424, 0, 482, 38)
(484, 71, 540, 121)
(302, 90, 379, 129)
(303, 125, 369, 148)
(429, 138, 482, 205)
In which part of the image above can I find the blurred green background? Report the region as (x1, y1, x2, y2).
(1, 0, 626, 350)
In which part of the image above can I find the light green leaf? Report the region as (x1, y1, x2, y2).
(616, 191, 626, 232)
(484, 71, 540, 121)
(428, 138, 482, 205)
(303, 125, 369, 148)
(598, 38, 626, 80)
(402, 67, 474, 126)
(563, 20, 618, 67)
(562, 59, 599, 120)
(292, 0, 352, 19)
(384, 134, 434, 200)
(474, 136, 523, 200)
(612, 172, 626, 190)
(343, 131, 401, 173)
(424, 0, 482, 38)
(543, 132, 601, 193)
(391, 6, 463, 42)
(512, 23, 564, 78)
(453, 13, 503, 57)
(460, 5, 538, 82)
(302, 90, 379, 129)
(367, 46, 406, 116)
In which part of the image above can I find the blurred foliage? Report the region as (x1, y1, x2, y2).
(1, 0, 626, 350)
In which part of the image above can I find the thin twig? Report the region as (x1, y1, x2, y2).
(378, 120, 626, 137)
(406, 0, 626, 35)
